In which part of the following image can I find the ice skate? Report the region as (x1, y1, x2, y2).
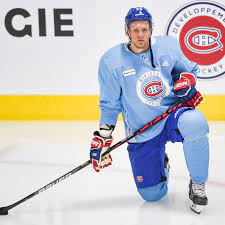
(189, 180, 208, 214)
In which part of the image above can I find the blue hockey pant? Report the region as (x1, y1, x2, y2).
(127, 107, 209, 202)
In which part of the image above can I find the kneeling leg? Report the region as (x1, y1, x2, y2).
(128, 135, 168, 202)
(178, 109, 209, 183)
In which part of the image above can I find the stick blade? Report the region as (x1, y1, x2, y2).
(0, 207, 9, 215)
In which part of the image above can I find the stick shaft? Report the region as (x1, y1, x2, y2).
(6, 159, 91, 211)
(3, 102, 183, 212)
(104, 102, 183, 155)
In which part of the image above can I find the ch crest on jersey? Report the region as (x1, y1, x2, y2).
(185, 27, 223, 54)
(143, 81, 165, 98)
(136, 71, 169, 106)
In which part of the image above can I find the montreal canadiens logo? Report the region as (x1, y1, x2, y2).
(165, 1, 225, 79)
(186, 27, 223, 54)
(143, 81, 164, 97)
(136, 71, 170, 106)
(136, 176, 143, 182)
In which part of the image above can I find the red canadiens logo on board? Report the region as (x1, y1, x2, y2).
(165, 1, 225, 79)
(136, 176, 143, 182)
(185, 27, 223, 54)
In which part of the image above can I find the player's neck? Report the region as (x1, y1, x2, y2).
(129, 43, 149, 54)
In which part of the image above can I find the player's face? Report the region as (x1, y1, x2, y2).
(127, 21, 152, 53)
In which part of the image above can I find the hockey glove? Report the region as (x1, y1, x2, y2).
(90, 125, 114, 172)
(173, 72, 203, 108)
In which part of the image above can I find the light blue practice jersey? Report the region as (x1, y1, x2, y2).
(98, 36, 198, 142)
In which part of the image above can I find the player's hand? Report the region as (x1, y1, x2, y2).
(90, 130, 113, 172)
(173, 72, 203, 108)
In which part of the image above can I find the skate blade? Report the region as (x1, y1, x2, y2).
(190, 202, 204, 214)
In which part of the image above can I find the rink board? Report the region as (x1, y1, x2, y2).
(0, 94, 224, 120)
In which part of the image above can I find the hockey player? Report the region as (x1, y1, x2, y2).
(90, 7, 209, 214)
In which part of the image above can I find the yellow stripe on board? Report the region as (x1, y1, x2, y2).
(0, 95, 100, 120)
(0, 95, 224, 120)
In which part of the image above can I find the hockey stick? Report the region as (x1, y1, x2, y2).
(0, 102, 183, 215)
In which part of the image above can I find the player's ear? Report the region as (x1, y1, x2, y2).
(150, 23, 153, 36)
(149, 26, 153, 37)
(125, 25, 129, 37)
(125, 29, 131, 40)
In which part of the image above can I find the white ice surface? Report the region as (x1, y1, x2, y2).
(0, 121, 224, 225)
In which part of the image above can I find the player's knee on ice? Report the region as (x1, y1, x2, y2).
(177, 109, 209, 140)
(138, 181, 168, 202)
